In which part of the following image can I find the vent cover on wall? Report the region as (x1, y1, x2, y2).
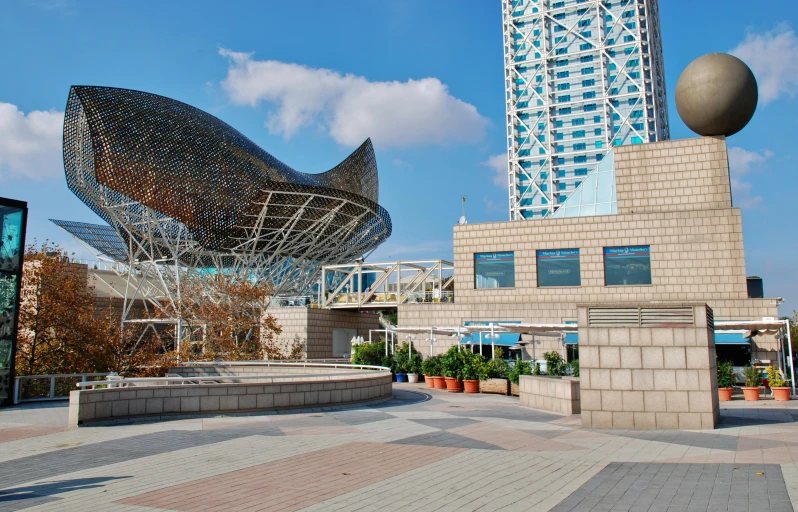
(588, 307, 696, 328)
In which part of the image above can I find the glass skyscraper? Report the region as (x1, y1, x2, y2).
(503, 0, 669, 220)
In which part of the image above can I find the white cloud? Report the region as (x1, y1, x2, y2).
(731, 24, 798, 104)
(218, 49, 488, 148)
(483, 153, 507, 188)
(728, 146, 771, 209)
(0, 102, 64, 181)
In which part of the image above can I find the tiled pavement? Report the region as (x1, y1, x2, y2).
(1, 385, 798, 511)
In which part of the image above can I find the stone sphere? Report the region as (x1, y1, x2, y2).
(675, 53, 758, 137)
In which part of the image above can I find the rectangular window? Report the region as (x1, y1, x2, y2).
(557, 83, 571, 90)
(604, 246, 652, 286)
(581, 68, 594, 75)
(583, 91, 596, 99)
(475, 252, 515, 289)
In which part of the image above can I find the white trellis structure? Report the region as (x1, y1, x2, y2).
(502, 0, 669, 220)
(321, 260, 454, 309)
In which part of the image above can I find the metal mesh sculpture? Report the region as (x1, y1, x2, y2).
(59, 86, 392, 318)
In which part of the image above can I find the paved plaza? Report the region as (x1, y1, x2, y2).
(1, 385, 798, 511)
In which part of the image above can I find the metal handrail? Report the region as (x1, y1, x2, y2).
(75, 362, 390, 390)
(14, 373, 110, 404)
(177, 361, 387, 371)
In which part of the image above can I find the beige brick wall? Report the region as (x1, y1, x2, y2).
(519, 375, 581, 414)
(578, 304, 719, 430)
(398, 136, 779, 362)
(268, 308, 381, 359)
(615, 136, 732, 214)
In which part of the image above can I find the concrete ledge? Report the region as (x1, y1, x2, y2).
(69, 369, 392, 427)
(519, 375, 581, 415)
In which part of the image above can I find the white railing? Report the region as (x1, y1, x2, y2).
(14, 373, 110, 404)
(74, 362, 390, 390)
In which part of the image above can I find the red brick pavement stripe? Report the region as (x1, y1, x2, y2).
(0, 426, 66, 443)
(118, 441, 464, 511)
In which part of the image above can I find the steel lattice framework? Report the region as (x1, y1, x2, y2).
(502, 0, 669, 220)
(60, 86, 392, 320)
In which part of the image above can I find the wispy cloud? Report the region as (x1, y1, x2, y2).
(218, 49, 488, 148)
(483, 153, 507, 188)
(392, 158, 413, 169)
(727, 146, 771, 209)
(0, 102, 64, 181)
(731, 24, 798, 104)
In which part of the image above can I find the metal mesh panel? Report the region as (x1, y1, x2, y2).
(50, 219, 128, 262)
(60, 85, 392, 295)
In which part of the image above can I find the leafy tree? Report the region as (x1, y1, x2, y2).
(153, 273, 300, 361)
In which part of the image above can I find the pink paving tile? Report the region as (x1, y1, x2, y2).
(279, 426, 359, 436)
(0, 425, 66, 443)
(118, 441, 464, 512)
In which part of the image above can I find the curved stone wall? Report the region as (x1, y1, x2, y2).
(68, 364, 391, 427)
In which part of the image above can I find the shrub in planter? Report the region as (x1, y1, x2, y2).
(421, 356, 440, 388)
(508, 358, 532, 385)
(441, 347, 464, 392)
(767, 365, 791, 401)
(543, 351, 565, 376)
(717, 361, 735, 401)
(533, 362, 541, 375)
(569, 360, 579, 378)
(461, 351, 484, 393)
(351, 341, 387, 366)
(741, 365, 761, 401)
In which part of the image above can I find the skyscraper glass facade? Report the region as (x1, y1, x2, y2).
(503, 0, 669, 220)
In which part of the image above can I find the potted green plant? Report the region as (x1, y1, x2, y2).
(441, 347, 464, 392)
(479, 349, 510, 395)
(461, 351, 484, 393)
(742, 365, 761, 401)
(508, 358, 532, 396)
(407, 353, 422, 384)
(767, 365, 790, 401)
(716, 361, 735, 401)
(421, 356, 437, 389)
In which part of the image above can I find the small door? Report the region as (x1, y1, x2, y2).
(332, 328, 357, 358)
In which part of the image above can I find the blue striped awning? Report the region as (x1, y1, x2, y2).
(714, 332, 751, 345)
(559, 331, 751, 346)
(460, 333, 521, 346)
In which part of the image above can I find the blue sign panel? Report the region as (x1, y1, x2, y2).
(604, 246, 651, 285)
(474, 252, 515, 288)
(537, 249, 581, 287)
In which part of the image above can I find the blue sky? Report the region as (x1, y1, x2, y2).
(1, 1, 797, 312)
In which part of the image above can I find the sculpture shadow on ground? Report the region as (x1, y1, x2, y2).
(0, 476, 131, 506)
(373, 389, 433, 408)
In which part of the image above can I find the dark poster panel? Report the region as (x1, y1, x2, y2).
(604, 246, 651, 286)
(475, 252, 515, 288)
(0, 198, 28, 407)
(537, 249, 581, 287)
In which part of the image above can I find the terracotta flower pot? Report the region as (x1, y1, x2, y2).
(432, 376, 447, 389)
(445, 376, 463, 392)
(718, 388, 733, 402)
(772, 387, 791, 401)
(742, 386, 761, 401)
(424, 375, 435, 388)
(463, 380, 480, 394)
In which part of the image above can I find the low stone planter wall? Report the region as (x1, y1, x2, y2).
(68, 365, 391, 427)
(480, 378, 509, 395)
(519, 375, 581, 414)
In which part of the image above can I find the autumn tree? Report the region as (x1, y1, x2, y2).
(155, 273, 303, 361)
(16, 243, 165, 376)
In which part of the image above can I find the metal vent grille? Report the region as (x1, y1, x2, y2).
(588, 308, 640, 327)
(640, 308, 694, 328)
(706, 307, 714, 330)
(588, 307, 696, 328)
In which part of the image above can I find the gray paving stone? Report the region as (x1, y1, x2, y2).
(551, 463, 794, 512)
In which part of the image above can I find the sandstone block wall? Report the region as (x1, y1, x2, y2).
(578, 304, 719, 430)
(268, 308, 381, 359)
(68, 373, 392, 427)
(519, 375, 581, 414)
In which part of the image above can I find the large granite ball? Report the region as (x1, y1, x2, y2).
(675, 53, 758, 137)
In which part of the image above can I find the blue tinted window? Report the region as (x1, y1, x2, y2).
(475, 252, 515, 289)
(604, 246, 652, 286)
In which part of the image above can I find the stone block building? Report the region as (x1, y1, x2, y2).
(398, 136, 780, 362)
